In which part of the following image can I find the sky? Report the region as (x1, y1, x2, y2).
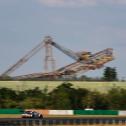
(0, 0, 126, 79)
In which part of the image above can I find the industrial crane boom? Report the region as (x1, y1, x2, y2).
(44, 36, 79, 61)
(51, 41, 79, 61)
(48, 38, 113, 65)
(2, 41, 45, 76)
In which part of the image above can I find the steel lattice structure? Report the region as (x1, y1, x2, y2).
(1, 36, 114, 80)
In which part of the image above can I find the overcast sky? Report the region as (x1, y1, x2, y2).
(0, 0, 126, 79)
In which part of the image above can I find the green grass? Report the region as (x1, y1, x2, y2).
(0, 114, 21, 118)
(0, 81, 126, 93)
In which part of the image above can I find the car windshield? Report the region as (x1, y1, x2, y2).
(24, 111, 32, 114)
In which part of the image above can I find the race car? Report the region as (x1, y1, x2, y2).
(21, 111, 43, 118)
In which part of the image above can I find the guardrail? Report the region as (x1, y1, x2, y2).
(0, 117, 126, 126)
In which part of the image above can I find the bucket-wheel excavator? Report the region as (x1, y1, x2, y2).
(1, 36, 114, 80)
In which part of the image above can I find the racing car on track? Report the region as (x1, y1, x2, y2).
(21, 111, 43, 118)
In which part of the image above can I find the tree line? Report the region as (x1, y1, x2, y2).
(0, 82, 126, 110)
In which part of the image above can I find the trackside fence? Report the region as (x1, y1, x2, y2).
(0, 109, 24, 114)
(1, 109, 126, 116)
(1, 118, 126, 126)
(23, 109, 126, 116)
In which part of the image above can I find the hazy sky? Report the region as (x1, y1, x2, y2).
(0, 0, 126, 79)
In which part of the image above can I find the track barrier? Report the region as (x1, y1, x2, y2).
(1, 118, 126, 126)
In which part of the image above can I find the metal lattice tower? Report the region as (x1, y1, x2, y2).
(44, 36, 56, 72)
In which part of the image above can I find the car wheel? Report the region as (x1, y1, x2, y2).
(31, 115, 34, 118)
(39, 114, 43, 118)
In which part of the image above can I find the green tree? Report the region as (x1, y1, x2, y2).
(17, 87, 49, 108)
(0, 88, 17, 100)
(82, 91, 109, 109)
(47, 83, 72, 109)
(103, 67, 118, 81)
(2, 99, 18, 108)
(47, 82, 89, 109)
(72, 88, 89, 109)
(20, 98, 44, 108)
(107, 88, 126, 110)
(0, 88, 18, 108)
